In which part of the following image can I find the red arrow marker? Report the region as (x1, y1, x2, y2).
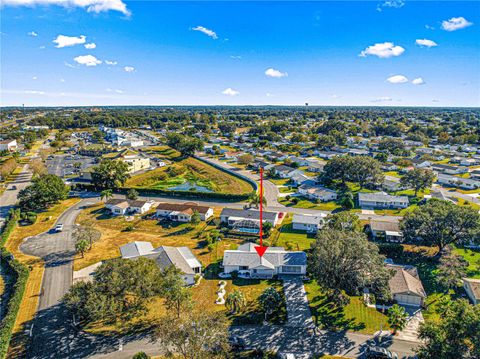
(255, 167, 268, 257)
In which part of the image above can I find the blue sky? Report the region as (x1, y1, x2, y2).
(1, 1, 479, 107)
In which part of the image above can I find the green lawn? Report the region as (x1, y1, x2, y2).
(274, 219, 315, 251)
(279, 197, 341, 211)
(269, 178, 290, 186)
(304, 281, 389, 334)
(453, 247, 480, 278)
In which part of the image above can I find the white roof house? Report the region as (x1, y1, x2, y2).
(358, 192, 409, 209)
(120, 241, 155, 258)
(292, 213, 327, 233)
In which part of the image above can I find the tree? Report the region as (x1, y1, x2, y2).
(63, 258, 163, 324)
(0, 158, 17, 181)
(126, 188, 139, 200)
(374, 152, 389, 163)
(247, 191, 267, 209)
(101, 189, 113, 202)
(378, 138, 406, 155)
(401, 199, 480, 253)
(339, 191, 354, 210)
(309, 230, 392, 303)
(225, 290, 247, 314)
(91, 160, 130, 189)
(416, 299, 480, 359)
(237, 153, 254, 166)
(74, 224, 99, 248)
(190, 210, 201, 225)
(132, 352, 150, 359)
(18, 174, 69, 212)
(258, 287, 282, 320)
(29, 158, 48, 178)
(387, 304, 409, 334)
(156, 310, 230, 359)
(75, 239, 90, 258)
(400, 168, 436, 196)
(324, 212, 362, 232)
(166, 133, 204, 157)
(436, 248, 468, 291)
(160, 266, 193, 318)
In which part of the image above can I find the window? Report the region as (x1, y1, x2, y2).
(282, 266, 301, 273)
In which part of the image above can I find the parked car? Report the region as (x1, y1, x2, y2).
(218, 272, 232, 279)
(55, 224, 64, 232)
(365, 346, 398, 359)
(10, 185, 17, 190)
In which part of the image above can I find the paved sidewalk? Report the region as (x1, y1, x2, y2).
(282, 278, 314, 328)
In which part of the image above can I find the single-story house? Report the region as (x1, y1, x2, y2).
(411, 159, 432, 169)
(460, 158, 478, 166)
(220, 208, 279, 233)
(289, 171, 311, 186)
(273, 165, 297, 178)
(432, 164, 468, 175)
(222, 243, 307, 279)
(120, 241, 202, 285)
(292, 213, 326, 233)
(298, 184, 338, 202)
(0, 139, 17, 152)
(105, 199, 155, 215)
(307, 161, 324, 173)
(367, 220, 403, 242)
(387, 264, 426, 307)
(463, 278, 480, 305)
(156, 202, 213, 222)
(437, 174, 480, 190)
(288, 156, 309, 167)
(358, 192, 409, 209)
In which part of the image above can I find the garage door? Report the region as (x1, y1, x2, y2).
(395, 294, 422, 306)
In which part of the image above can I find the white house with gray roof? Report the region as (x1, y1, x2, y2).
(220, 208, 280, 233)
(358, 192, 409, 209)
(120, 241, 202, 285)
(292, 213, 327, 233)
(222, 243, 307, 279)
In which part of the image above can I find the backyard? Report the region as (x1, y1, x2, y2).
(125, 156, 253, 195)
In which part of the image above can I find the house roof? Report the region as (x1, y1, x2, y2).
(105, 198, 150, 209)
(299, 184, 337, 197)
(463, 278, 480, 300)
(293, 214, 326, 225)
(358, 192, 409, 204)
(156, 202, 212, 215)
(223, 243, 306, 269)
(220, 208, 278, 222)
(387, 264, 426, 298)
(369, 220, 400, 233)
(274, 165, 296, 173)
(120, 241, 154, 258)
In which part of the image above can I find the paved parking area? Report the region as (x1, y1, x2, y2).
(46, 154, 95, 177)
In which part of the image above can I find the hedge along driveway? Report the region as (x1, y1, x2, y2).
(5, 198, 80, 355)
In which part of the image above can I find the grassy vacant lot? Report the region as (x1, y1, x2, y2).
(126, 156, 253, 195)
(304, 281, 389, 335)
(6, 198, 80, 335)
(279, 196, 341, 211)
(273, 215, 315, 251)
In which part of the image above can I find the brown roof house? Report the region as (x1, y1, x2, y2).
(463, 278, 480, 305)
(387, 264, 426, 307)
(156, 202, 213, 222)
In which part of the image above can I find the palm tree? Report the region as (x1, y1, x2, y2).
(248, 191, 267, 209)
(75, 239, 90, 258)
(225, 290, 247, 314)
(387, 304, 409, 334)
(100, 189, 113, 202)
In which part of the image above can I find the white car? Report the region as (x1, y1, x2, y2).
(218, 272, 232, 279)
(55, 224, 64, 232)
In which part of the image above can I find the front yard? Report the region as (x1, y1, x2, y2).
(279, 196, 341, 211)
(304, 281, 390, 335)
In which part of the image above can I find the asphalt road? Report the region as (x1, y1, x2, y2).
(0, 164, 32, 227)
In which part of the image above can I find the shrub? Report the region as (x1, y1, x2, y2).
(378, 243, 404, 259)
(124, 224, 135, 232)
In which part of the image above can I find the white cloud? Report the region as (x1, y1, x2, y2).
(32, 76, 37, 80)
(28, 31, 37, 37)
(53, 34, 86, 48)
(106, 88, 124, 93)
(441, 17, 473, 31)
(387, 75, 408, 84)
(84, 42, 96, 49)
(74, 54, 101, 67)
(230, 55, 242, 60)
(60, 78, 65, 82)
(105, 60, 117, 66)
(359, 42, 405, 58)
(412, 77, 425, 85)
(2, 0, 130, 16)
(222, 88, 239, 96)
(24, 90, 45, 95)
(415, 39, 437, 47)
(425, 25, 435, 30)
(124, 66, 135, 72)
(192, 26, 218, 39)
(371, 96, 393, 102)
(266, 93, 274, 97)
(64, 61, 76, 68)
(265, 68, 288, 78)
(376, 0, 404, 12)
(39, 45, 46, 49)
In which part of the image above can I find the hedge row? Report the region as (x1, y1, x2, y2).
(0, 214, 29, 359)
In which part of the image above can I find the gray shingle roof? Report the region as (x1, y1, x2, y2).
(387, 264, 426, 298)
(358, 192, 409, 204)
(220, 208, 278, 222)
